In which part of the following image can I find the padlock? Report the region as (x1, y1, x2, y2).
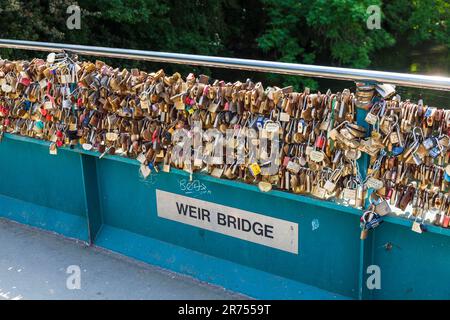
(411, 219, 425, 234)
(49, 142, 58, 155)
(443, 214, 450, 228)
(315, 134, 326, 149)
(286, 157, 301, 174)
(140, 164, 151, 179)
(364, 102, 381, 125)
(311, 176, 327, 199)
(429, 146, 441, 158)
(248, 162, 261, 177)
(423, 137, 436, 150)
(323, 180, 336, 193)
(375, 83, 396, 99)
(360, 228, 369, 240)
(373, 197, 392, 216)
(366, 212, 384, 230)
(342, 178, 358, 205)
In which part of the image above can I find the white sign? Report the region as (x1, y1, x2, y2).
(156, 189, 298, 254)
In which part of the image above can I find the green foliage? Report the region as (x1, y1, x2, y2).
(0, 0, 448, 91)
(306, 0, 395, 68)
(255, 0, 396, 90)
(256, 0, 315, 89)
(384, 0, 450, 47)
(257, 0, 397, 66)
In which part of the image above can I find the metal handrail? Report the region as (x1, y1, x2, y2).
(0, 39, 450, 91)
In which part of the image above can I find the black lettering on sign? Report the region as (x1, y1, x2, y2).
(241, 218, 251, 232)
(215, 212, 276, 239)
(217, 212, 226, 225)
(253, 222, 264, 236)
(158, 190, 298, 254)
(265, 224, 274, 239)
(177, 202, 277, 240)
(188, 205, 197, 218)
(227, 215, 237, 229)
(201, 209, 211, 222)
(176, 203, 211, 222)
(176, 202, 188, 216)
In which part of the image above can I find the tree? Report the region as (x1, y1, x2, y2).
(0, 0, 447, 94)
(257, 0, 395, 89)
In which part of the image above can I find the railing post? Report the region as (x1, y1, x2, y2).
(80, 154, 103, 245)
(355, 99, 376, 300)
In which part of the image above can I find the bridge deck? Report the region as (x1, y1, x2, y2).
(0, 218, 247, 300)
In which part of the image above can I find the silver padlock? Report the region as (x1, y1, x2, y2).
(375, 83, 396, 99)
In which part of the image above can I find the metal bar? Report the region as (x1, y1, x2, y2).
(0, 38, 450, 91)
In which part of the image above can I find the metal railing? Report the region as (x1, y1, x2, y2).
(0, 38, 449, 91)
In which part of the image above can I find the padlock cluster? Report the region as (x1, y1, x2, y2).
(360, 98, 450, 234)
(0, 52, 449, 236)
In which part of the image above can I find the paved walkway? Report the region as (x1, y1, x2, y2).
(0, 218, 247, 300)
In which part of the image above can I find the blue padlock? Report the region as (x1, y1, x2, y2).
(444, 171, 450, 183)
(420, 224, 428, 232)
(392, 146, 404, 156)
(148, 162, 159, 173)
(82, 112, 91, 127)
(366, 213, 384, 230)
(255, 115, 266, 130)
(429, 146, 441, 158)
(297, 119, 306, 132)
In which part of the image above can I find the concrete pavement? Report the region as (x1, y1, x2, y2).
(0, 218, 248, 300)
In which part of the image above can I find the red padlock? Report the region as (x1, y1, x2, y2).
(132, 140, 139, 152)
(0, 106, 8, 117)
(20, 77, 31, 87)
(40, 107, 47, 117)
(315, 135, 326, 149)
(56, 140, 63, 148)
(443, 215, 450, 228)
(203, 85, 210, 96)
(56, 130, 63, 139)
(152, 128, 160, 143)
(385, 187, 393, 200)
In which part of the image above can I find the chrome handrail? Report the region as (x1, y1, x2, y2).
(0, 39, 449, 91)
